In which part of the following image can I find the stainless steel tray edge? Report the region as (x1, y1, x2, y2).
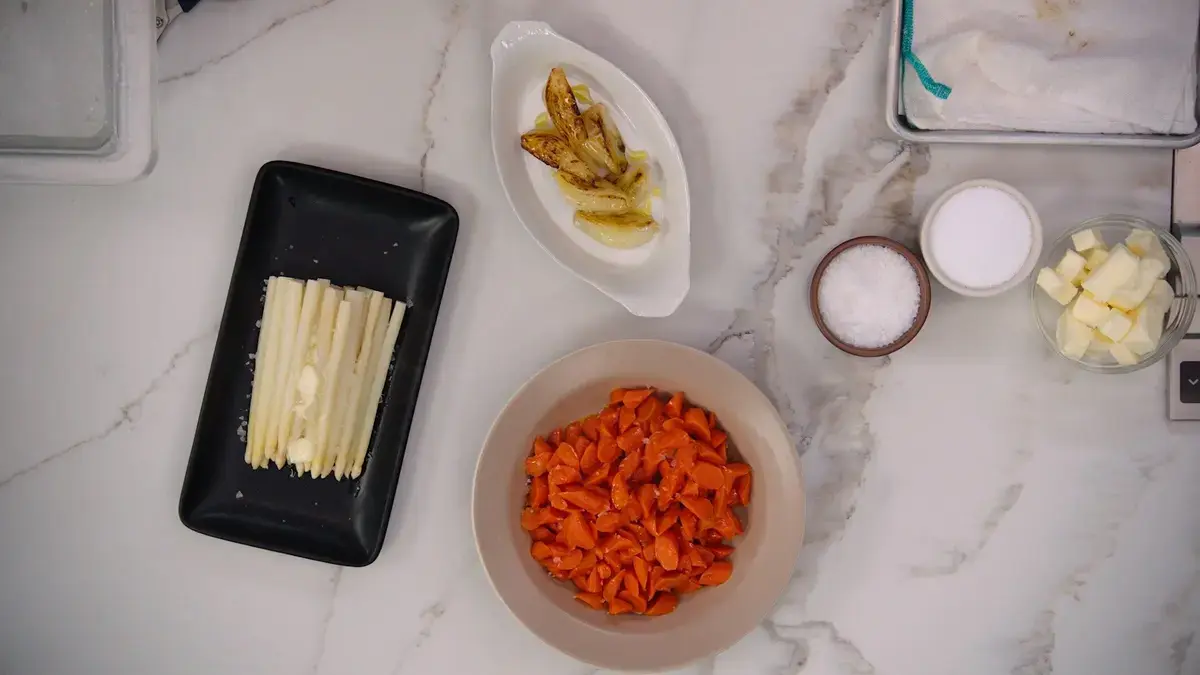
(885, 0, 1200, 148)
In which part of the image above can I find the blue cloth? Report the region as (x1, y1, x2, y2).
(902, 0, 952, 100)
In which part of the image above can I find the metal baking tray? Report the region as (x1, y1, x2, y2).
(885, 0, 1200, 148)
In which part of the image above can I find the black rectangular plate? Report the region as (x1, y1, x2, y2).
(179, 161, 458, 566)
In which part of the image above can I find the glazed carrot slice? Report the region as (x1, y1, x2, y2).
(555, 443, 580, 468)
(657, 470, 682, 510)
(636, 395, 663, 423)
(724, 462, 751, 477)
(611, 473, 631, 510)
(584, 463, 610, 487)
(622, 570, 640, 597)
(690, 462, 725, 490)
(643, 541, 657, 563)
(531, 526, 554, 542)
(617, 447, 642, 479)
(581, 415, 601, 442)
(679, 510, 698, 541)
(695, 444, 724, 465)
(533, 436, 554, 455)
(674, 442, 697, 472)
(657, 506, 681, 535)
(586, 568, 602, 594)
(699, 561, 733, 586)
(618, 406, 636, 433)
(557, 549, 584, 570)
(677, 578, 702, 594)
(596, 436, 619, 464)
(645, 592, 678, 616)
(661, 417, 686, 433)
(520, 507, 557, 531)
(619, 590, 647, 614)
(564, 422, 583, 445)
(655, 531, 680, 571)
(607, 596, 634, 615)
(632, 556, 649, 590)
(579, 442, 599, 473)
(735, 473, 752, 505)
(560, 489, 608, 514)
(609, 388, 627, 405)
(565, 512, 597, 550)
(603, 569, 626, 605)
(575, 592, 605, 610)
(679, 495, 714, 521)
(683, 408, 711, 443)
(616, 427, 644, 453)
(622, 388, 653, 409)
(548, 464, 581, 485)
(530, 475, 549, 508)
(665, 392, 684, 418)
(710, 429, 727, 449)
(600, 403, 619, 429)
(708, 544, 734, 559)
(531, 541, 554, 560)
(595, 512, 623, 533)
(525, 453, 552, 477)
(681, 480, 700, 497)
(548, 428, 562, 445)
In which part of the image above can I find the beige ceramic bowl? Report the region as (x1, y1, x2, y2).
(472, 340, 806, 672)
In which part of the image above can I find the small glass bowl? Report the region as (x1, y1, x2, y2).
(1031, 215, 1197, 374)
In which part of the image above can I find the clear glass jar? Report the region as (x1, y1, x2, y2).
(1032, 215, 1197, 373)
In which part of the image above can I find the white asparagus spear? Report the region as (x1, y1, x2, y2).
(334, 291, 387, 479)
(262, 278, 303, 465)
(294, 284, 342, 477)
(311, 298, 354, 477)
(350, 302, 406, 479)
(275, 279, 326, 466)
(252, 278, 290, 468)
(246, 277, 278, 465)
(321, 289, 367, 477)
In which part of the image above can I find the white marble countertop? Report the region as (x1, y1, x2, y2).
(1, 1, 1197, 674)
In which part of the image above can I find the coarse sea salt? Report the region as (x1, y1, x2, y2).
(818, 244, 920, 349)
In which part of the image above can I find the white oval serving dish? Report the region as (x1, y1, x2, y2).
(490, 21, 691, 317)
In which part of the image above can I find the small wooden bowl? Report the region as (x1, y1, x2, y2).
(809, 236, 932, 357)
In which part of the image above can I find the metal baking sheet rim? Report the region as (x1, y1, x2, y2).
(885, 0, 1200, 148)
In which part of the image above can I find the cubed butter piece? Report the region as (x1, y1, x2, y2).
(1125, 229, 1171, 269)
(1144, 279, 1175, 313)
(1072, 229, 1105, 251)
(1082, 244, 1139, 302)
(1109, 341, 1140, 366)
(1037, 268, 1079, 305)
(1054, 250, 1087, 285)
(1056, 311, 1093, 359)
(1121, 306, 1165, 356)
(1087, 329, 1114, 357)
(1084, 247, 1110, 271)
(1071, 293, 1111, 327)
(1108, 258, 1167, 311)
(1098, 308, 1134, 342)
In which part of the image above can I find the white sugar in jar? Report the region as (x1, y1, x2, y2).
(920, 180, 1043, 297)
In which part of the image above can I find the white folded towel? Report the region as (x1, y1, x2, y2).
(903, 0, 1200, 134)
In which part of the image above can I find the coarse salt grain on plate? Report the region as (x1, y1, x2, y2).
(818, 244, 920, 348)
